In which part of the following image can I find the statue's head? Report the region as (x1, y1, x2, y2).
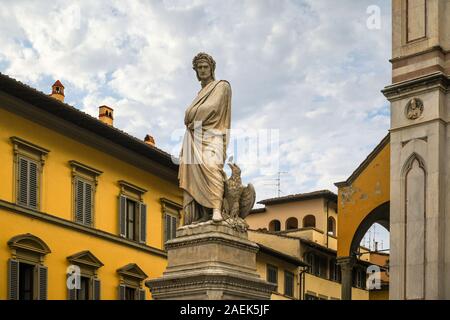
(192, 52, 216, 82)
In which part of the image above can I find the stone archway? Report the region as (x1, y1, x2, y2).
(349, 202, 390, 257)
(335, 135, 390, 300)
(337, 202, 390, 301)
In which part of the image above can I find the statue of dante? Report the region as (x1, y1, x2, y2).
(178, 53, 232, 225)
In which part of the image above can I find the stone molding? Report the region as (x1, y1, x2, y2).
(0, 199, 167, 258)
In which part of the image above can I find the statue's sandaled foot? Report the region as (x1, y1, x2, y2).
(212, 209, 223, 222)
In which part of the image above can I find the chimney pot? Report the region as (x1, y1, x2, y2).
(50, 80, 65, 102)
(144, 135, 155, 146)
(99, 105, 114, 126)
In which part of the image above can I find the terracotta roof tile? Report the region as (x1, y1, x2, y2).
(258, 190, 337, 206)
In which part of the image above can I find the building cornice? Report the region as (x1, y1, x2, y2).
(0, 199, 167, 258)
(382, 72, 450, 101)
(258, 190, 337, 206)
(335, 134, 390, 189)
(258, 244, 309, 267)
(389, 45, 448, 64)
(0, 74, 178, 183)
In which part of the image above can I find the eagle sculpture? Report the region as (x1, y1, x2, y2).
(222, 161, 256, 221)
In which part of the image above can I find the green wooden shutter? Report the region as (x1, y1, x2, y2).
(28, 161, 38, 209)
(139, 203, 147, 244)
(139, 289, 146, 300)
(93, 278, 101, 300)
(119, 196, 127, 237)
(118, 284, 126, 300)
(18, 157, 28, 206)
(38, 265, 48, 300)
(8, 259, 19, 300)
(164, 214, 170, 244)
(85, 183, 93, 226)
(171, 215, 177, 240)
(75, 179, 84, 223)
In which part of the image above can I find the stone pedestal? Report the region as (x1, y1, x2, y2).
(146, 221, 275, 300)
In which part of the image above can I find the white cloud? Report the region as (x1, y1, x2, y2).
(0, 0, 392, 202)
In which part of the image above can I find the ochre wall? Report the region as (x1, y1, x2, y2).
(247, 198, 338, 238)
(304, 273, 369, 300)
(0, 107, 181, 250)
(256, 252, 299, 300)
(0, 211, 168, 300)
(0, 106, 182, 299)
(337, 142, 390, 257)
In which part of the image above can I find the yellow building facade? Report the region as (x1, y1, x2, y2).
(0, 74, 182, 300)
(335, 135, 390, 300)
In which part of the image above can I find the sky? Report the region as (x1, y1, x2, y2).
(0, 0, 391, 249)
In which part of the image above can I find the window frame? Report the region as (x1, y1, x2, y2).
(11, 137, 49, 210)
(305, 251, 328, 279)
(7, 234, 51, 300)
(18, 262, 34, 300)
(285, 217, 299, 231)
(329, 258, 342, 283)
(327, 216, 336, 236)
(118, 181, 147, 243)
(70, 161, 102, 227)
(269, 220, 281, 232)
(352, 266, 367, 289)
(266, 264, 278, 286)
(161, 198, 182, 249)
(117, 263, 148, 300)
(125, 197, 139, 241)
(284, 270, 295, 298)
(303, 215, 316, 228)
(67, 250, 103, 300)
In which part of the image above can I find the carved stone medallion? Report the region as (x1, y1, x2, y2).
(405, 98, 424, 120)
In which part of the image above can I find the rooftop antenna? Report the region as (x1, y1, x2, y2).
(264, 171, 288, 197)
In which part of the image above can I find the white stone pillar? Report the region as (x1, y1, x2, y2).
(385, 0, 450, 300)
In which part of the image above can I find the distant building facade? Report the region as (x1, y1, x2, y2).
(246, 190, 388, 300)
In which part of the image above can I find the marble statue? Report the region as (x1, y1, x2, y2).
(178, 53, 256, 227)
(178, 52, 231, 225)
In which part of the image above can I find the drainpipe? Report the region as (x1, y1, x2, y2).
(298, 265, 308, 300)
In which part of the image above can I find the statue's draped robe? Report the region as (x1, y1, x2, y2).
(178, 80, 232, 225)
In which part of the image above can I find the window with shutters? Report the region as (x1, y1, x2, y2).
(70, 161, 102, 227)
(76, 277, 90, 300)
(305, 252, 328, 279)
(284, 271, 295, 298)
(66, 250, 103, 300)
(352, 266, 367, 289)
(7, 234, 51, 300)
(117, 263, 147, 300)
(125, 286, 137, 300)
(165, 213, 178, 244)
(126, 198, 138, 241)
(267, 264, 278, 286)
(118, 181, 147, 243)
(11, 137, 49, 210)
(161, 198, 182, 249)
(329, 259, 342, 283)
(19, 263, 34, 300)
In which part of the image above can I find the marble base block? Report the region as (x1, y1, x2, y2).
(146, 221, 275, 300)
